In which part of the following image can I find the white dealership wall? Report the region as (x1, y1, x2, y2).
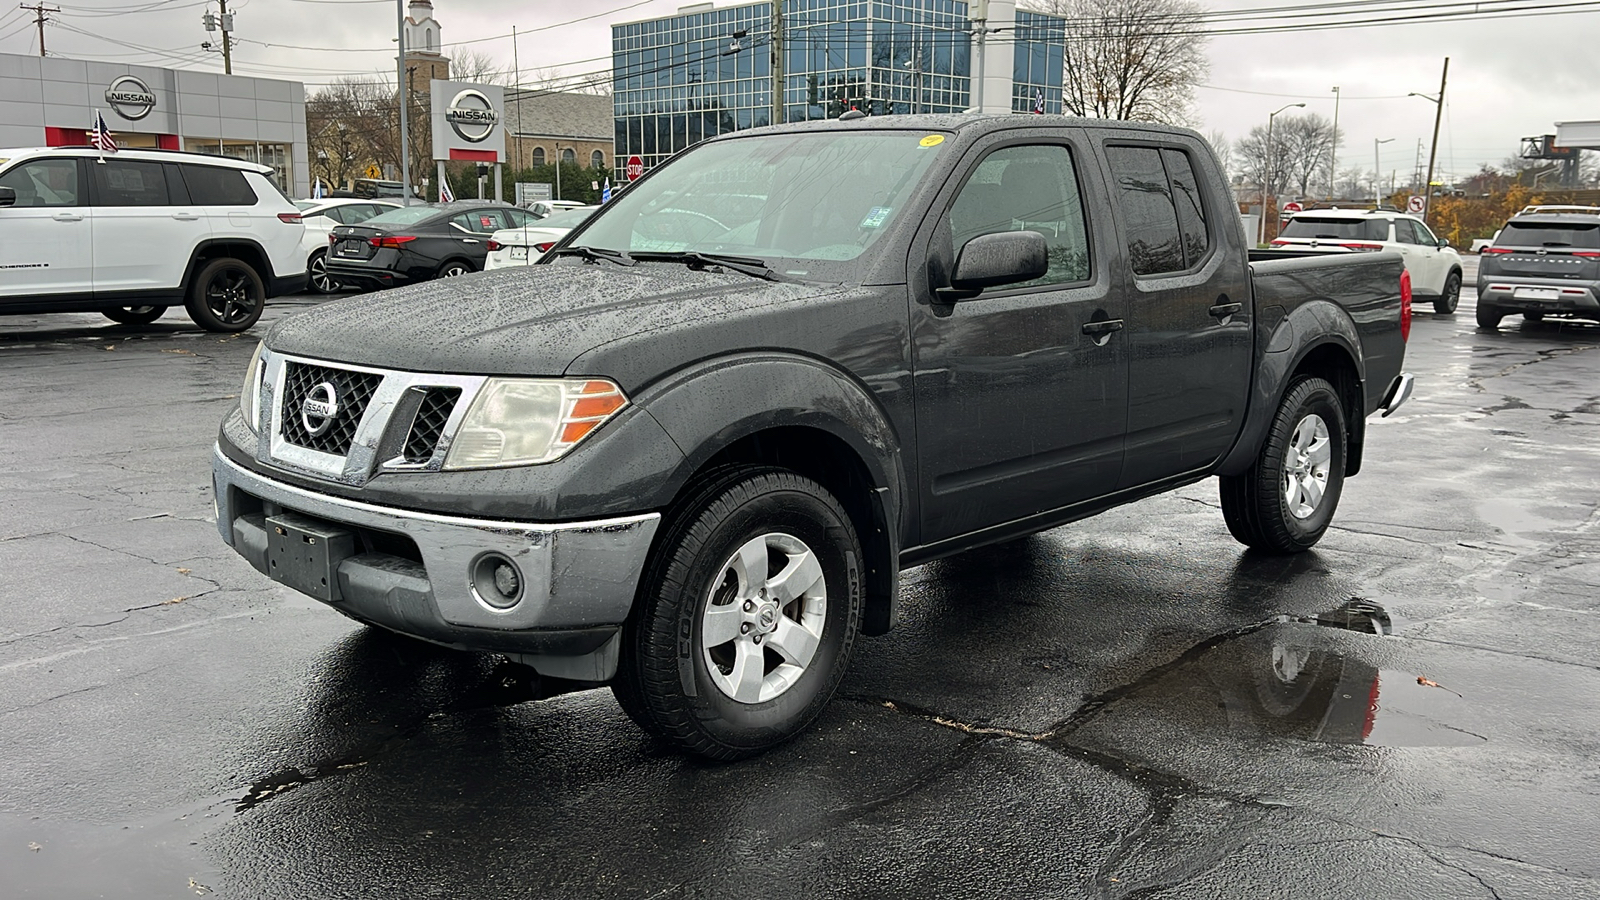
(0, 51, 310, 197)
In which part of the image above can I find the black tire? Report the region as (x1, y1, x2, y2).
(612, 467, 863, 760)
(308, 250, 341, 295)
(101, 305, 167, 325)
(1219, 376, 1347, 554)
(186, 258, 265, 333)
(1476, 302, 1504, 330)
(1434, 271, 1461, 315)
(1523, 312, 1545, 323)
(437, 260, 472, 279)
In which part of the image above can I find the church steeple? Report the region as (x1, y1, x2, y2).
(403, 0, 449, 83)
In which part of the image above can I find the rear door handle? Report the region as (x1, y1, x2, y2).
(1081, 319, 1124, 336)
(1209, 302, 1242, 320)
(52, 213, 83, 222)
(172, 212, 201, 221)
(462, 238, 480, 244)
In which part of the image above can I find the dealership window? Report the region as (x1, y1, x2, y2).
(182, 139, 291, 192)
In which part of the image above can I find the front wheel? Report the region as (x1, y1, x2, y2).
(1219, 376, 1347, 554)
(1476, 303, 1504, 330)
(1434, 271, 1461, 315)
(612, 468, 863, 760)
(185, 258, 264, 332)
(101, 305, 167, 325)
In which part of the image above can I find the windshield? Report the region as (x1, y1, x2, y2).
(1497, 221, 1600, 249)
(363, 206, 440, 227)
(1279, 217, 1388, 241)
(570, 130, 949, 279)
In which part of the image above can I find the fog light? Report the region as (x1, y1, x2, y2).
(472, 553, 523, 610)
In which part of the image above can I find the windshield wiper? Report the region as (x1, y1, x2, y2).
(549, 245, 636, 266)
(635, 251, 786, 282)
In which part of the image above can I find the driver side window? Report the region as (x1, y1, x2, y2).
(944, 144, 1091, 288)
(0, 159, 81, 208)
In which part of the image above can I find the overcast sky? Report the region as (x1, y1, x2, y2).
(2, 0, 1595, 183)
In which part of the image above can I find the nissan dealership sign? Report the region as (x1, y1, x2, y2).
(430, 79, 505, 162)
(105, 75, 156, 121)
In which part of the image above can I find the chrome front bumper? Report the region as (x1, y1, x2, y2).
(213, 447, 660, 655)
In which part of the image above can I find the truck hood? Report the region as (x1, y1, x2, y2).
(264, 262, 843, 376)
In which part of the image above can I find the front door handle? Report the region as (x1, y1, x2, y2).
(52, 212, 83, 222)
(462, 238, 480, 244)
(1081, 319, 1125, 336)
(172, 212, 201, 221)
(1209, 302, 1242, 320)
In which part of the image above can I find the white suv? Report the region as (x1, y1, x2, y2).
(1272, 208, 1465, 314)
(0, 147, 307, 332)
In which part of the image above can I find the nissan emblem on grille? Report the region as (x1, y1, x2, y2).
(301, 382, 341, 437)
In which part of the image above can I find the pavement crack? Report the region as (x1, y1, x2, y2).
(1465, 343, 1600, 393)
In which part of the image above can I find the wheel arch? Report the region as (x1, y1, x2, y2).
(183, 239, 273, 294)
(634, 354, 907, 635)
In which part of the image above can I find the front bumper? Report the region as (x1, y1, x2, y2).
(213, 447, 660, 664)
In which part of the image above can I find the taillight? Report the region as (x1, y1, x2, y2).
(1340, 242, 1384, 251)
(1270, 240, 1289, 247)
(328, 233, 339, 244)
(277, 212, 302, 224)
(1481, 247, 1512, 254)
(1399, 269, 1412, 343)
(1573, 251, 1600, 258)
(534, 242, 556, 252)
(486, 240, 503, 252)
(369, 235, 417, 248)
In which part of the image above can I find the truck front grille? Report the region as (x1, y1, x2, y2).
(403, 387, 461, 463)
(279, 362, 383, 456)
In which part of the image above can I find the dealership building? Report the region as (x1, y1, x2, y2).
(0, 51, 309, 197)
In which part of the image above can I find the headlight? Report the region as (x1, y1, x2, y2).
(443, 378, 627, 470)
(239, 342, 264, 431)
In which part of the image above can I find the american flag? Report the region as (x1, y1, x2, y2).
(90, 111, 117, 153)
(1033, 89, 1045, 115)
(439, 174, 454, 203)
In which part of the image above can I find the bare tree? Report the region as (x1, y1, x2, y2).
(308, 74, 432, 189)
(450, 48, 508, 84)
(1025, 0, 1209, 124)
(1206, 129, 1234, 182)
(1234, 125, 1290, 200)
(1274, 113, 1339, 198)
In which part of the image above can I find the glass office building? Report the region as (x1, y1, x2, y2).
(611, 0, 1066, 177)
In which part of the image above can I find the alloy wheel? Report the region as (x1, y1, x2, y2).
(700, 532, 827, 704)
(1281, 413, 1332, 519)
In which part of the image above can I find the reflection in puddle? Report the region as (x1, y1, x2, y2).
(1162, 600, 1484, 748)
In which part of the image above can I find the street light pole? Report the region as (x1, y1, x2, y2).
(1374, 137, 1394, 206)
(1260, 102, 1305, 246)
(1328, 86, 1340, 198)
(396, 0, 413, 206)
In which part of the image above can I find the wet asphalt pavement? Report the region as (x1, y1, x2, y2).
(2, 259, 1598, 898)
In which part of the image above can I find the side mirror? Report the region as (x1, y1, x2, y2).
(0, 186, 15, 207)
(1437, 237, 1451, 248)
(940, 231, 1049, 300)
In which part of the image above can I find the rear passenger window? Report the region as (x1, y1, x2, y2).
(94, 160, 171, 207)
(945, 144, 1092, 287)
(1106, 146, 1184, 276)
(1393, 220, 1417, 244)
(0, 159, 80, 207)
(1162, 149, 1209, 266)
(180, 165, 257, 205)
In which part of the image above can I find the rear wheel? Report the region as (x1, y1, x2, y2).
(1220, 376, 1347, 554)
(308, 250, 341, 294)
(185, 258, 264, 333)
(101, 305, 167, 326)
(612, 467, 863, 760)
(437, 260, 472, 278)
(1434, 271, 1461, 315)
(1476, 302, 1504, 330)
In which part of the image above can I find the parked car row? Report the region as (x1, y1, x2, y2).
(1271, 208, 1464, 314)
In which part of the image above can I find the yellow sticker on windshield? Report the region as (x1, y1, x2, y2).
(919, 135, 945, 147)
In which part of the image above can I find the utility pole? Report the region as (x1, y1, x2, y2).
(1327, 85, 1339, 198)
(19, 3, 57, 57)
(1421, 57, 1449, 225)
(201, 2, 235, 75)
(770, 0, 784, 125)
(512, 25, 525, 172)
(396, 0, 412, 206)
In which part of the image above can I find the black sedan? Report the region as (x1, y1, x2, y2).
(324, 201, 539, 288)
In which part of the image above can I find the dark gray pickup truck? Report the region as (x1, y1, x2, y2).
(213, 115, 1414, 759)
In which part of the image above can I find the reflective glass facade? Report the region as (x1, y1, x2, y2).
(612, 0, 1065, 177)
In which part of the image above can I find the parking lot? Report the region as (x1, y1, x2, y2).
(3, 257, 1599, 898)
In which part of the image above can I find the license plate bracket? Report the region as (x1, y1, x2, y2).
(1513, 287, 1560, 301)
(266, 512, 355, 602)
(510, 246, 528, 260)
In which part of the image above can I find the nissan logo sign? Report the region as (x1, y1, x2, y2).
(445, 89, 498, 143)
(105, 75, 156, 121)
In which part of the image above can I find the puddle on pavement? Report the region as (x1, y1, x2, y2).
(1116, 599, 1485, 748)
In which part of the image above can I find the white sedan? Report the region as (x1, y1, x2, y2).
(484, 206, 600, 270)
(293, 198, 400, 293)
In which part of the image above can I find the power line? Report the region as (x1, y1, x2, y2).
(17, 2, 57, 56)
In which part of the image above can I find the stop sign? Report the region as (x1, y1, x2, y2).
(1282, 201, 1303, 215)
(625, 155, 644, 181)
